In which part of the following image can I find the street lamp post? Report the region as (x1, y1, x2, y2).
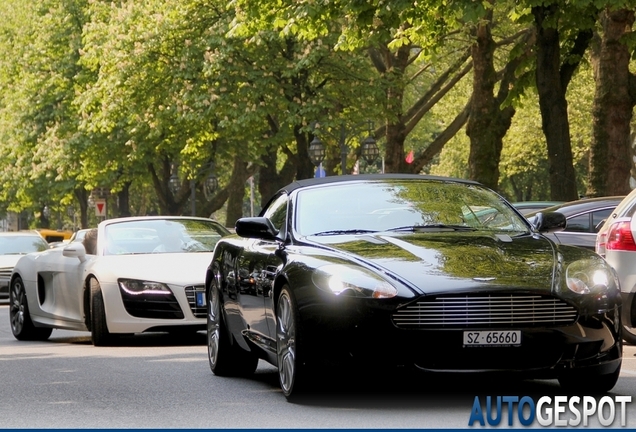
(310, 120, 380, 175)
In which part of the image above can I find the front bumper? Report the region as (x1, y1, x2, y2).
(101, 280, 206, 333)
(298, 295, 622, 378)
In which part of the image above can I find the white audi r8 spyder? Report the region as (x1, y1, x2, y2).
(9, 216, 230, 345)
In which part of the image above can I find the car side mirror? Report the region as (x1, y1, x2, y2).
(63, 242, 87, 263)
(532, 211, 567, 234)
(235, 217, 279, 241)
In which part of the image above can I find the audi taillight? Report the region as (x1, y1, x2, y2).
(606, 220, 636, 251)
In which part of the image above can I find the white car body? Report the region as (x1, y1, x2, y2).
(9, 216, 229, 344)
(596, 187, 636, 344)
(0, 255, 23, 297)
(0, 231, 49, 298)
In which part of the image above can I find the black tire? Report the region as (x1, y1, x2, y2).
(276, 285, 313, 401)
(622, 324, 636, 345)
(207, 278, 258, 376)
(558, 364, 621, 393)
(90, 278, 114, 346)
(9, 276, 52, 341)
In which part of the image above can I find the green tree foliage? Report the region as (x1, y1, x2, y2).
(80, 0, 230, 216)
(0, 0, 635, 227)
(0, 0, 93, 227)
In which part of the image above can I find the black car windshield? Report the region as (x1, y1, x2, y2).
(295, 179, 530, 237)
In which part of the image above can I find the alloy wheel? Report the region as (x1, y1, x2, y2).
(207, 285, 221, 367)
(277, 290, 296, 394)
(9, 279, 26, 335)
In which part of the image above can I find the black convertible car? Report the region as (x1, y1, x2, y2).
(205, 174, 622, 400)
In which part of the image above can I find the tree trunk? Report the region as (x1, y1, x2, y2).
(467, 20, 534, 192)
(385, 121, 408, 173)
(148, 158, 189, 215)
(293, 125, 317, 179)
(533, 5, 584, 201)
(225, 156, 250, 228)
(258, 143, 297, 208)
(74, 187, 89, 229)
(115, 182, 132, 218)
(588, 8, 635, 197)
(379, 44, 410, 174)
(466, 8, 501, 190)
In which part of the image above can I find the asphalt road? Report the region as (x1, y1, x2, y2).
(1, 300, 635, 429)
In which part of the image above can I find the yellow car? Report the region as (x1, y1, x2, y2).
(35, 228, 73, 243)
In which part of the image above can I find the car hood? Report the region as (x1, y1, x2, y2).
(91, 252, 213, 286)
(312, 232, 558, 295)
(0, 254, 25, 268)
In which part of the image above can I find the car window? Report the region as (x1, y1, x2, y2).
(619, 200, 636, 219)
(263, 193, 288, 232)
(565, 214, 590, 233)
(0, 236, 49, 254)
(294, 180, 529, 236)
(565, 208, 615, 234)
(103, 219, 227, 255)
(592, 209, 614, 233)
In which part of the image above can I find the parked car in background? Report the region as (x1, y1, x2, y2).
(36, 228, 73, 243)
(596, 188, 636, 345)
(525, 197, 623, 250)
(206, 174, 622, 399)
(0, 231, 49, 299)
(68, 228, 91, 244)
(9, 216, 230, 345)
(48, 228, 95, 249)
(512, 201, 565, 215)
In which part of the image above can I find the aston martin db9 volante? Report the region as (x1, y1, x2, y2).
(205, 174, 622, 400)
(10, 216, 230, 345)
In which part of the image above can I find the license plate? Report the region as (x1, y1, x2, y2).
(196, 291, 206, 307)
(463, 330, 521, 347)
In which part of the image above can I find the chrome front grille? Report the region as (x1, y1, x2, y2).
(392, 294, 578, 328)
(185, 285, 206, 318)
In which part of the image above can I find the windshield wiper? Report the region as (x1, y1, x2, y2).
(386, 224, 477, 232)
(311, 229, 379, 236)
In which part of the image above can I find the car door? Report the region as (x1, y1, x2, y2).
(36, 246, 87, 324)
(237, 193, 288, 344)
(554, 207, 615, 249)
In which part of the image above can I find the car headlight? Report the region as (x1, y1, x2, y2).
(565, 259, 616, 295)
(118, 278, 172, 295)
(312, 264, 398, 299)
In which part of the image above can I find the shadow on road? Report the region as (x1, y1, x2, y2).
(244, 362, 635, 410)
(46, 330, 207, 347)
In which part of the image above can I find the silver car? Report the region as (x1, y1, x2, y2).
(0, 231, 49, 298)
(596, 188, 636, 344)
